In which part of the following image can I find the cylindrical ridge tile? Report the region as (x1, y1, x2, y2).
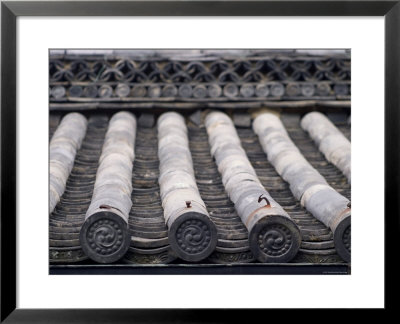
(80, 111, 136, 263)
(49, 112, 87, 214)
(253, 112, 351, 262)
(205, 111, 301, 263)
(301, 111, 351, 183)
(158, 112, 217, 262)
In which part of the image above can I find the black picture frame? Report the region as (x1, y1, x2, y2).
(1, 0, 397, 321)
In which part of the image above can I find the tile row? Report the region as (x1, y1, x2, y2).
(49, 110, 351, 264)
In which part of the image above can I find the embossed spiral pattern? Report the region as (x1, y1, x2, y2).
(342, 225, 351, 252)
(258, 224, 292, 256)
(176, 220, 211, 254)
(86, 219, 124, 255)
